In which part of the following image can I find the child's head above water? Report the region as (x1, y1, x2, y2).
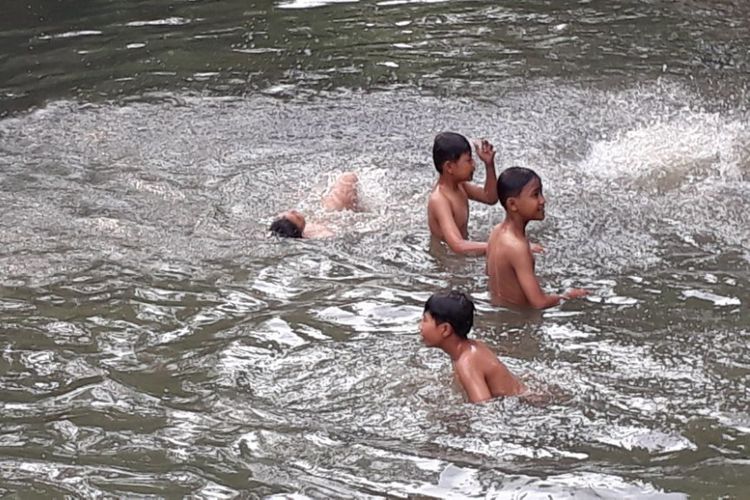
(270, 210, 306, 238)
(497, 166, 543, 210)
(432, 132, 472, 174)
(421, 290, 475, 344)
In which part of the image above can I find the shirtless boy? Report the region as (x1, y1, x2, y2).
(270, 172, 359, 239)
(420, 290, 526, 403)
(487, 167, 588, 309)
(427, 132, 499, 255)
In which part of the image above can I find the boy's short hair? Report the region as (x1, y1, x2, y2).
(424, 290, 475, 338)
(432, 132, 471, 173)
(270, 217, 303, 238)
(497, 167, 541, 208)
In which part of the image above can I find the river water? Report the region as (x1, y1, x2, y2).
(1, 0, 749, 497)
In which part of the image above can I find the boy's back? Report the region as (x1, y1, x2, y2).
(454, 340, 526, 401)
(420, 290, 525, 403)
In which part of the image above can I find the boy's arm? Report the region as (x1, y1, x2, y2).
(509, 244, 566, 309)
(455, 362, 493, 403)
(463, 139, 498, 205)
(431, 196, 487, 255)
(303, 223, 334, 239)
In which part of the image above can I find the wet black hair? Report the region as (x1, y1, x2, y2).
(432, 132, 471, 173)
(270, 217, 303, 238)
(423, 290, 475, 339)
(497, 167, 541, 208)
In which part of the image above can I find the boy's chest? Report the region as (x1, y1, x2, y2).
(445, 191, 470, 223)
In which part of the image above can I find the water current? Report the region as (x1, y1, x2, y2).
(1, 0, 749, 497)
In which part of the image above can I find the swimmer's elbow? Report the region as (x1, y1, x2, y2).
(448, 239, 486, 255)
(445, 237, 465, 253)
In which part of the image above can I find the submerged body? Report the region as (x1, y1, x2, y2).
(452, 339, 526, 401)
(420, 291, 525, 403)
(487, 169, 587, 309)
(427, 133, 499, 255)
(487, 222, 540, 308)
(271, 172, 359, 239)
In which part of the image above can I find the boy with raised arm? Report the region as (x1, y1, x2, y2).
(427, 132, 498, 255)
(270, 172, 359, 239)
(419, 290, 526, 403)
(487, 167, 588, 309)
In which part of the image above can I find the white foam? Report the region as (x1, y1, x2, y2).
(39, 30, 102, 40)
(125, 17, 194, 27)
(594, 426, 697, 453)
(377, 0, 449, 5)
(582, 110, 748, 186)
(681, 289, 741, 306)
(278, 0, 358, 9)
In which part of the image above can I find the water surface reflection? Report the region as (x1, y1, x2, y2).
(1, 0, 749, 497)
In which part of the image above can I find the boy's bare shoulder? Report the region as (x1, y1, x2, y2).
(427, 183, 460, 214)
(455, 340, 493, 366)
(427, 182, 443, 201)
(429, 182, 469, 201)
(489, 225, 528, 252)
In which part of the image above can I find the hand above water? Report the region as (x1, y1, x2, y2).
(473, 138, 496, 166)
(530, 243, 544, 254)
(563, 288, 589, 300)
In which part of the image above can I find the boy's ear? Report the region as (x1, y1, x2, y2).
(506, 196, 519, 212)
(439, 323, 452, 339)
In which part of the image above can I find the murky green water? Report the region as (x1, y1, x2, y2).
(1, 0, 749, 497)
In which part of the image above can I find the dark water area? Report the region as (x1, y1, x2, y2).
(3, 0, 750, 112)
(1, 0, 749, 498)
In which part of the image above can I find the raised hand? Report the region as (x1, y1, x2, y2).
(473, 138, 496, 166)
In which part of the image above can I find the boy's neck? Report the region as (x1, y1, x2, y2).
(501, 212, 529, 234)
(437, 174, 462, 190)
(440, 335, 472, 362)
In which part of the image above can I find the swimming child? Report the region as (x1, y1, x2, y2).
(487, 167, 588, 309)
(270, 172, 359, 239)
(419, 290, 526, 403)
(427, 132, 499, 255)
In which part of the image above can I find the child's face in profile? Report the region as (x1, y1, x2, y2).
(514, 177, 545, 220)
(419, 312, 444, 347)
(450, 152, 475, 181)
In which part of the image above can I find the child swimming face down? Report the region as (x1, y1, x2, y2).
(268, 172, 359, 239)
(270, 210, 306, 238)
